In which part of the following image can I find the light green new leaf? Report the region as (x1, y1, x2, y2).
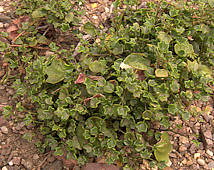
(198, 65, 212, 78)
(208, 0, 214, 8)
(174, 42, 194, 56)
(89, 60, 106, 73)
(65, 12, 74, 23)
(124, 53, 150, 70)
(155, 69, 168, 77)
(157, 31, 172, 44)
(45, 59, 65, 84)
(154, 132, 172, 162)
(32, 8, 46, 18)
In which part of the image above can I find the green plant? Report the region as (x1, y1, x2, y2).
(2, 0, 214, 169)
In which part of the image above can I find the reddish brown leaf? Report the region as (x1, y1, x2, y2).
(88, 75, 104, 80)
(75, 73, 86, 84)
(6, 25, 18, 33)
(55, 151, 77, 167)
(84, 94, 105, 105)
(13, 16, 30, 28)
(136, 70, 145, 81)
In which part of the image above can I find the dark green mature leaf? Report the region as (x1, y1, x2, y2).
(45, 59, 65, 84)
(142, 110, 153, 120)
(124, 53, 150, 70)
(154, 132, 172, 162)
(170, 80, 180, 93)
(136, 121, 148, 132)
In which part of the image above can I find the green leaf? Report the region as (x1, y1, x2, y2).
(168, 104, 178, 115)
(208, 0, 214, 8)
(112, 43, 123, 55)
(136, 121, 148, 132)
(198, 65, 212, 78)
(54, 147, 64, 156)
(180, 110, 190, 120)
(83, 22, 96, 35)
(170, 80, 180, 93)
(154, 132, 172, 162)
(155, 69, 168, 77)
(142, 110, 153, 120)
(104, 82, 114, 93)
(45, 59, 65, 84)
(65, 12, 74, 23)
(89, 60, 106, 73)
(174, 42, 194, 56)
(124, 53, 150, 70)
(32, 8, 46, 18)
(157, 31, 172, 44)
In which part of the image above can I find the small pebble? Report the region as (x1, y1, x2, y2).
(179, 145, 187, 152)
(166, 159, 172, 167)
(105, 7, 109, 13)
(2, 166, 8, 170)
(179, 136, 189, 144)
(197, 159, 205, 166)
(0, 22, 4, 28)
(1, 126, 8, 134)
(206, 149, 213, 157)
(194, 153, 200, 159)
(92, 15, 98, 20)
(8, 160, 13, 166)
(0, 6, 4, 13)
(33, 154, 39, 160)
(12, 157, 21, 165)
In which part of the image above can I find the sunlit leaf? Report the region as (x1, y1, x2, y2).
(45, 59, 65, 84)
(83, 22, 96, 35)
(157, 31, 172, 44)
(155, 69, 168, 77)
(65, 12, 74, 23)
(154, 132, 172, 162)
(124, 53, 150, 70)
(32, 8, 46, 18)
(208, 0, 214, 7)
(89, 61, 106, 73)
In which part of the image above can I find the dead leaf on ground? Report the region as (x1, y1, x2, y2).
(84, 93, 105, 105)
(75, 73, 86, 84)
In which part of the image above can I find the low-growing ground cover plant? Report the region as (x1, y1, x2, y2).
(1, 0, 214, 169)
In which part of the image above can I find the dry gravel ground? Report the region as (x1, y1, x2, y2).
(0, 0, 214, 170)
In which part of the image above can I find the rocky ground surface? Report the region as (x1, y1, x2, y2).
(0, 0, 214, 170)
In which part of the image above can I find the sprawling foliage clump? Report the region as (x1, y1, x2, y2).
(1, 0, 214, 169)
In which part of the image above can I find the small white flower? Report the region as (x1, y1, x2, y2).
(120, 62, 132, 69)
